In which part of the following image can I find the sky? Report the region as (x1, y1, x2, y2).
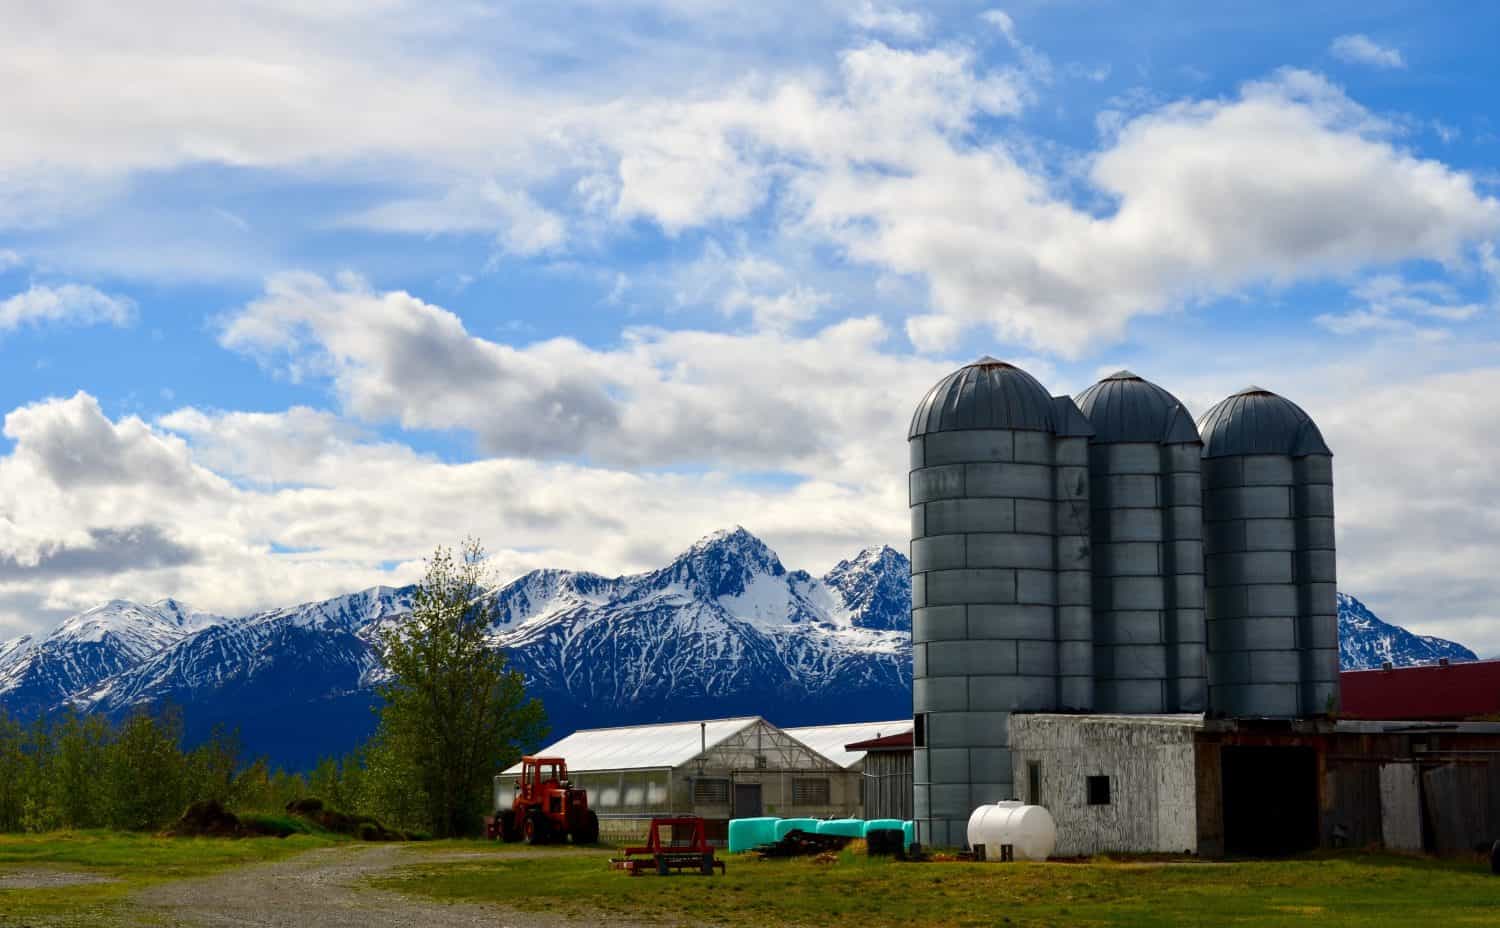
(2, 1, 1499, 653)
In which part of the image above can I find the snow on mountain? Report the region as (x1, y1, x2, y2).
(821, 546, 912, 631)
(0, 599, 226, 716)
(1, 526, 1481, 770)
(489, 569, 621, 629)
(72, 586, 418, 715)
(1337, 592, 1477, 670)
(0, 529, 913, 765)
(489, 529, 911, 740)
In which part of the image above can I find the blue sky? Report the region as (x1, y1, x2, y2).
(2, 0, 1499, 653)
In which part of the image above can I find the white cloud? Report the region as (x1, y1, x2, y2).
(0, 250, 20, 272)
(343, 181, 566, 256)
(1331, 34, 1405, 70)
(3, 7, 1488, 358)
(850, 2, 928, 39)
(980, 9, 1019, 45)
(782, 68, 1498, 355)
(218, 271, 950, 477)
(10, 337, 1500, 657)
(0, 284, 135, 331)
(0, 389, 913, 636)
(1316, 273, 1489, 336)
(669, 242, 833, 329)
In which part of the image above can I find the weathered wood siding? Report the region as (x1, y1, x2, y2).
(862, 751, 913, 820)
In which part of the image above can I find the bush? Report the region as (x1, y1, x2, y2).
(239, 813, 326, 838)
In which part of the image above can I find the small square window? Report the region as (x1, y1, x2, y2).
(1087, 775, 1111, 806)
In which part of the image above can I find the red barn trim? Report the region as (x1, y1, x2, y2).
(1340, 659, 1500, 721)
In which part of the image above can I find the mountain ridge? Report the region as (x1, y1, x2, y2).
(0, 530, 1477, 767)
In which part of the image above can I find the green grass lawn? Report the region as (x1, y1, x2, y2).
(378, 847, 1500, 928)
(0, 830, 339, 926)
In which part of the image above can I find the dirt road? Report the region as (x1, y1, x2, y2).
(128, 844, 624, 928)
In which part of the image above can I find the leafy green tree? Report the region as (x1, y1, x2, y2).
(0, 711, 27, 831)
(185, 725, 240, 806)
(104, 711, 186, 830)
(356, 731, 428, 831)
(373, 538, 545, 837)
(20, 715, 53, 832)
(46, 712, 112, 829)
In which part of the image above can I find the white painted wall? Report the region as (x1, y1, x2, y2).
(1009, 714, 1202, 857)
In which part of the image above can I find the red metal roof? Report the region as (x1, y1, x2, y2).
(844, 731, 913, 752)
(1340, 660, 1500, 721)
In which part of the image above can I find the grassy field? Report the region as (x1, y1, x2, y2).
(0, 830, 339, 926)
(379, 846, 1500, 928)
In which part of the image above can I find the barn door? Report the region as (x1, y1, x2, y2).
(734, 783, 762, 818)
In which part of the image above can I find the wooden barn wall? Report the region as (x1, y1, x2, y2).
(1198, 727, 1500, 857)
(1194, 742, 1223, 857)
(862, 751, 913, 821)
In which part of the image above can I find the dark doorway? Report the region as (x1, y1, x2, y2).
(733, 783, 762, 818)
(1221, 746, 1319, 856)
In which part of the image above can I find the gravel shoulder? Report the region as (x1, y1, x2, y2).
(0, 867, 116, 889)
(128, 844, 623, 928)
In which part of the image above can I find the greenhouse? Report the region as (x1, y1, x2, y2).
(503, 717, 879, 844)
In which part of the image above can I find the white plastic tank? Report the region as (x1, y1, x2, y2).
(966, 800, 1057, 861)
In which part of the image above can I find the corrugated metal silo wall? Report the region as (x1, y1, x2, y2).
(1294, 454, 1339, 711)
(1055, 433, 1095, 712)
(1089, 441, 1207, 712)
(909, 427, 1084, 847)
(1203, 454, 1338, 715)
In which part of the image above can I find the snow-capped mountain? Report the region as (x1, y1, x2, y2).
(0, 529, 910, 767)
(493, 529, 910, 742)
(0, 528, 1479, 768)
(821, 546, 912, 631)
(0, 599, 223, 716)
(1337, 592, 1476, 670)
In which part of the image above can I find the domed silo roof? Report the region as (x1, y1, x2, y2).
(1196, 387, 1332, 458)
(1074, 370, 1201, 444)
(908, 357, 1056, 438)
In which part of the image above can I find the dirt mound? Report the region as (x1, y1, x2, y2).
(164, 796, 416, 841)
(166, 799, 244, 837)
(285, 798, 325, 816)
(283, 798, 409, 841)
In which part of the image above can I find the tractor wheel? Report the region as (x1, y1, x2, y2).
(573, 810, 599, 845)
(499, 810, 522, 843)
(524, 812, 547, 845)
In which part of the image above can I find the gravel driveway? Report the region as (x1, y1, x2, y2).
(128, 844, 625, 928)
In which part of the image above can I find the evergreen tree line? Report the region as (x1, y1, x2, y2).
(0, 538, 545, 838)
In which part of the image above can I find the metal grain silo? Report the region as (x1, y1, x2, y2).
(908, 357, 1094, 849)
(1074, 371, 1207, 714)
(1197, 387, 1338, 718)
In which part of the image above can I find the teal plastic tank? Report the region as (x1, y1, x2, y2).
(775, 818, 820, 840)
(727, 817, 780, 853)
(814, 819, 865, 838)
(863, 818, 904, 837)
(903, 820, 916, 848)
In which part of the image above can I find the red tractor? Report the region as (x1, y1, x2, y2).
(490, 756, 599, 845)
